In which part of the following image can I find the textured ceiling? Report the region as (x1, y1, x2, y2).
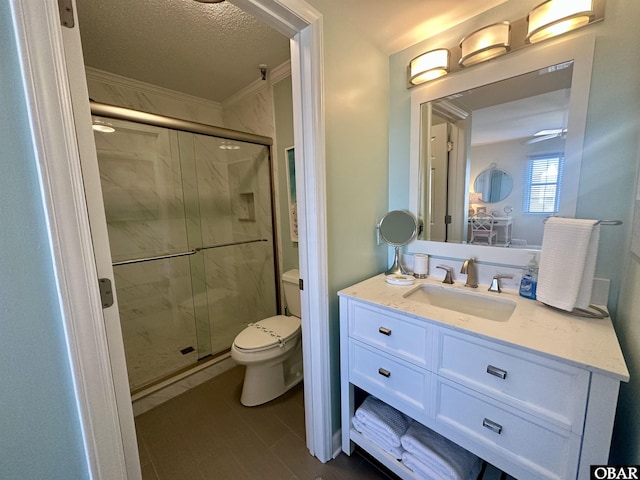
(76, 0, 510, 103)
(76, 0, 291, 102)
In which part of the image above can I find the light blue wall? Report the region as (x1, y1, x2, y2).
(389, 0, 640, 465)
(306, 0, 391, 431)
(0, 4, 89, 479)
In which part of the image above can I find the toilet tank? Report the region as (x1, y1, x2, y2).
(281, 269, 301, 318)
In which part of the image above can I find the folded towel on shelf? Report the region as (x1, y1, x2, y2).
(401, 422, 481, 480)
(352, 417, 405, 460)
(402, 451, 482, 480)
(537, 217, 600, 311)
(354, 396, 412, 447)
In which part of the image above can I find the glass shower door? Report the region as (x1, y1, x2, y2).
(93, 110, 279, 392)
(94, 117, 210, 391)
(179, 133, 278, 355)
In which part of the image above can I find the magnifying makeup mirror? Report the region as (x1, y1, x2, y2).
(378, 210, 419, 275)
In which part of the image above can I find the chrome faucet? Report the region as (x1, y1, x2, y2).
(488, 274, 514, 293)
(460, 258, 478, 288)
(436, 265, 454, 284)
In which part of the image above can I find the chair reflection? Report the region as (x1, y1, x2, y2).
(470, 212, 498, 245)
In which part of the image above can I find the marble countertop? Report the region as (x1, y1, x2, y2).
(338, 274, 629, 382)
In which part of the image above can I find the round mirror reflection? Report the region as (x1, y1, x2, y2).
(473, 168, 513, 204)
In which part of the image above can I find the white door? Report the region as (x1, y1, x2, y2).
(59, 9, 142, 480)
(429, 123, 449, 242)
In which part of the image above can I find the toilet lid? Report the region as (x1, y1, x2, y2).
(234, 315, 301, 352)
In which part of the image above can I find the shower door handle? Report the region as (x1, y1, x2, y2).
(196, 238, 268, 251)
(112, 250, 197, 266)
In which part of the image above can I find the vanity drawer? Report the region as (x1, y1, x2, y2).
(436, 329, 589, 433)
(349, 340, 431, 423)
(435, 379, 580, 480)
(349, 302, 431, 368)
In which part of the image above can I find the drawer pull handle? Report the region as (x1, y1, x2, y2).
(378, 327, 392, 336)
(486, 365, 507, 379)
(482, 418, 503, 435)
(378, 368, 391, 378)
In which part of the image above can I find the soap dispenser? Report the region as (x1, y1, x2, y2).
(519, 253, 538, 300)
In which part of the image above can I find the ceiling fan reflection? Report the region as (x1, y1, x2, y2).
(524, 128, 567, 144)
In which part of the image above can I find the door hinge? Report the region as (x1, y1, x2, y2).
(58, 0, 75, 28)
(98, 278, 114, 308)
(444, 215, 452, 224)
(447, 141, 453, 152)
(299, 279, 304, 291)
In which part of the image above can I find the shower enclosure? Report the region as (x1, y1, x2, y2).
(91, 102, 279, 392)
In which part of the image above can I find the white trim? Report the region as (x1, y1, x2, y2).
(61, 4, 142, 477)
(291, 20, 332, 461)
(270, 59, 292, 84)
(230, 0, 311, 37)
(332, 429, 343, 459)
(10, 1, 128, 478)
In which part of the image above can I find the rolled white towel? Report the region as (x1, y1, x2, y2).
(355, 396, 411, 447)
(402, 451, 483, 480)
(352, 417, 405, 460)
(401, 422, 480, 480)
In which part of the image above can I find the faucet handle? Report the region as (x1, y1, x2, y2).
(436, 265, 454, 284)
(488, 274, 514, 293)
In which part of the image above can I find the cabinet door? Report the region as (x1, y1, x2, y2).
(349, 302, 432, 368)
(434, 379, 581, 480)
(436, 328, 589, 433)
(349, 340, 432, 424)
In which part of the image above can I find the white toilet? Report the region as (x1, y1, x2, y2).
(231, 269, 303, 406)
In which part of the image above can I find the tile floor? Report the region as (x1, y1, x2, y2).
(135, 365, 513, 480)
(135, 365, 397, 480)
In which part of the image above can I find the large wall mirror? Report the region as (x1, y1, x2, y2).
(409, 34, 595, 262)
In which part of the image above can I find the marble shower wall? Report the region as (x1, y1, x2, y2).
(223, 84, 275, 138)
(88, 68, 280, 391)
(94, 117, 277, 390)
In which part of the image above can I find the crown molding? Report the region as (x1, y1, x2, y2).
(222, 59, 291, 108)
(85, 67, 224, 114)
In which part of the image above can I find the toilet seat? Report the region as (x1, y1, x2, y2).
(233, 315, 300, 352)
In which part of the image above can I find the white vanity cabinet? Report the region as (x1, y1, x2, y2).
(339, 275, 629, 480)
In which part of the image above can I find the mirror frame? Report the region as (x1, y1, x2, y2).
(409, 34, 595, 264)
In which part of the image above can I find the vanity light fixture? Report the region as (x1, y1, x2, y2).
(409, 48, 450, 86)
(459, 22, 511, 68)
(526, 0, 594, 44)
(92, 120, 115, 133)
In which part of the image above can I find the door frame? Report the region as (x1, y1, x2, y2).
(11, 0, 331, 478)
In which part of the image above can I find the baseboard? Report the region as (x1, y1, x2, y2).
(332, 428, 343, 459)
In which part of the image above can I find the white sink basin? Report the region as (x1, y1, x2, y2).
(403, 283, 516, 322)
